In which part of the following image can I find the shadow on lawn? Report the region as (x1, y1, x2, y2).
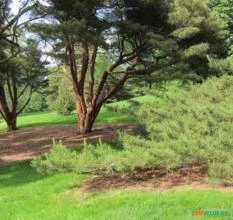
(0, 160, 49, 188)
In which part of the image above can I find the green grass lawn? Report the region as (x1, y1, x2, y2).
(3, 93, 232, 219)
(0, 161, 233, 220)
(0, 105, 135, 132)
(0, 95, 160, 132)
(1, 94, 233, 219)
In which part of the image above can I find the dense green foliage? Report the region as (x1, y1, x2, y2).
(208, 0, 233, 75)
(209, 0, 233, 47)
(32, 75, 233, 181)
(125, 75, 233, 180)
(55, 81, 75, 115)
(169, 0, 227, 78)
(19, 92, 47, 113)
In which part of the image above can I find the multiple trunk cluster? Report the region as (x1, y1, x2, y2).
(0, 80, 33, 131)
(66, 38, 153, 133)
(0, 1, 42, 131)
(0, 0, 226, 134)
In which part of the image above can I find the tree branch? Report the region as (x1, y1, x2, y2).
(0, 2, 37, 35)
(0, 109, 6, 120)
(89, 46, 98, 101)
(79, 41, 89, 94)
(66, 36, 79, 90)
(0, 49, 20, 65)
(99, 73, 129, 105)
(17, 88, 33, 115)
(17, 83, 30, 99)
(6, 73, 14, 103)
(92, 52, 125, 106)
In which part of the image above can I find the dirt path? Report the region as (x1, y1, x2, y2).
(0, 122, 135, 163)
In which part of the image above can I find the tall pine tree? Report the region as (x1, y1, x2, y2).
(32, 0, 227, 133)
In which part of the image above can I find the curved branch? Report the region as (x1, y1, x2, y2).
(0, 2, 38, 35)
(89, 46, 98, 100)
(0, 49, 20, 65)
(17, 88, 33, 115)
(0, 109, 6, 120)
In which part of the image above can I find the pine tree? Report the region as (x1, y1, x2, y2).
(0, 40, 47, 131)
(31, 0, 174, 133)
(209, 0, 233, 48)
(169, 0, 228, 79)
(32, 0, 227, 133)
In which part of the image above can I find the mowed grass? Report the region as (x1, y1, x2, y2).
(0, 105, 135, 132)
(0, 161, 233, 220)
(0, 95, 160, 132)
(1, 93, 233, 219)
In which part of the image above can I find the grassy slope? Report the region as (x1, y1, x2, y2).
(0, 161, 232, 220)
(0, 95, 158, 132)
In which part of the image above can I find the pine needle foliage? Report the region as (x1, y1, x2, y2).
(32, 75, 233, 181)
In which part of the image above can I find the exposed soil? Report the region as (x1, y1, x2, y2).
(79, 164, 233, 192)
(1, 124, 232, 191)
(0, 122, 135, 163)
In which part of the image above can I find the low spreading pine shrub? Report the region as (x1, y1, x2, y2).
(32, 75, 233, 181)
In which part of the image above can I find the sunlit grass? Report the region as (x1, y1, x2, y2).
(0, 161, 233, 219)
(0, 96, 160, 132)
(0, 105, 135, 132)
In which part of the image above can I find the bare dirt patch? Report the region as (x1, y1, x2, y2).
(80, 164, 232, 192)
(0, 122, 135, 163)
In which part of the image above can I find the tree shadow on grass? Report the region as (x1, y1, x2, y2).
(0, 160, 50, 188)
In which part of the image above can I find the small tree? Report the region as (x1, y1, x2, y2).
(0, 40, 47, 131)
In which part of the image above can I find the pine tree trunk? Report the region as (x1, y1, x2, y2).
(78, 116, 93, 134)
(0, 85, 18, 132)
(7, 115, 17, 131)
(77, 109, 97, 134)
(75, 95, 101, 134)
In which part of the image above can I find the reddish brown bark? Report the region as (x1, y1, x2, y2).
(75, 92, 101, 134)
(64, 36, 154, 133)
